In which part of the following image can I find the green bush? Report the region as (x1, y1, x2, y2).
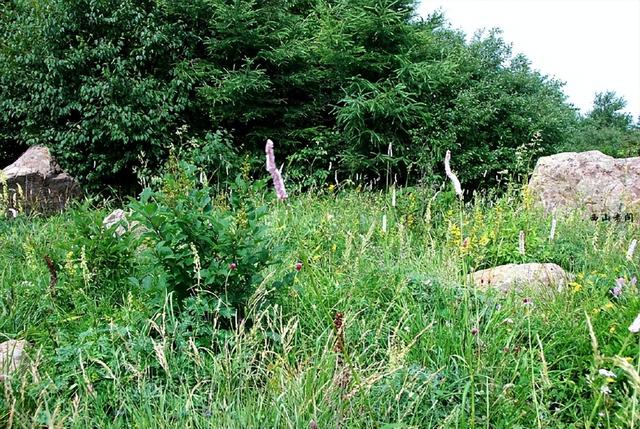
(129, 161, 274, 322)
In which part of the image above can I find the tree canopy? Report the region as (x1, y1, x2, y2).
(1, 0, 580, 192)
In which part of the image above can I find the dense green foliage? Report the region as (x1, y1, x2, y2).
(561, 91, 640, 158)
(129, 162, 276, 320)
(1, 180, 640, 427)
(2, 2, 640, 426)
(1, 0, 578, 192)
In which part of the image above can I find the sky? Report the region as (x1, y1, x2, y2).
(417, 0, 640, 120)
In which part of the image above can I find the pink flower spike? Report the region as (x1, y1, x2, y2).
(229, 262, 237, 270)
(295, 262, 303, 272)
(265, 139, 288, 200)
(471, 327, 479, 336)
(611, 278, 625, 298)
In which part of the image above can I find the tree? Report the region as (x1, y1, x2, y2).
(1, 0, 579, 192)
(561, 91, 640, 157)
(587, 91, 633, 130)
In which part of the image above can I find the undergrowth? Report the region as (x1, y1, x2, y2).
(1, 182, 639, 428)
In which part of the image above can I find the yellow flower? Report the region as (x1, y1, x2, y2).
(522, 185, 534, 209)
(570, 282, 583, 293)
(406, 214, 415, 226)
(328, 184, 335, 192)
(448, 222, 462, 246)
(604, 302, 615, 310)
(609, 325, 617, 333)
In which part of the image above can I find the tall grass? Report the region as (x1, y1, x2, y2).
(1, 187, 639, 428)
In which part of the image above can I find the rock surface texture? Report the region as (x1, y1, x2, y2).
(103, 209, 146, 238)
(103, 209, 128, 236)
(1, 146, 81, 213)
(471, 263, 570, 294)
(528, 151, 640, 217)
(0, 340, 27, 381)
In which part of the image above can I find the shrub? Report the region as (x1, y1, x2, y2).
(129, 161, 273, 322)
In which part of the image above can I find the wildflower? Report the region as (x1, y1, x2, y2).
(444, 150, 463, 199)
(461, 237, 470, 252)
(265, 139, 288, 200)
(604, 302, 615, 310)
(523, 297, 533, 306)
(627, 239, 637, 261)
(598, 369, 616, 379)
(629, 313, 640, 333)
(570, 282, 583, 293)
(632, 276, 638, 287)
(611, 278, 625, 298)
(190, 243, 201, 288)
(600, 385, 611, 395)
(229, 262, 237, 270)
(471, 327, 479, 336)
(295, 262, 303, 272)
(447, 222, 462, 246)
(518, 230, 525, 256)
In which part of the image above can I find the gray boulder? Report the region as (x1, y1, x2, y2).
(528, 151, 640, 218)
(0, 340, 27, 381)
(471, 263, 571, 295)
(103, 209, 147, 238)
(1, 146, 82, 214)
(103, 209, 128, 236)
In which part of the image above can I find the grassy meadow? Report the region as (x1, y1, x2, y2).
(1, 183, 640, 428)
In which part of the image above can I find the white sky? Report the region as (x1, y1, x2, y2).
(417, 0, 640, 121)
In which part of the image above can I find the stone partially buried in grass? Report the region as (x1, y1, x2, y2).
(0, 339, 27, 381)
(1, 146, 82, 214)
(471, 263, 571, 295)
(103, 209, 147, 238)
